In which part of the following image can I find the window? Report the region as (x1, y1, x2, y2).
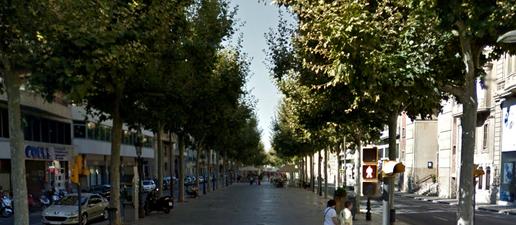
(483, 123, 488, 150)
(49, 120, 57, 143)
(87, 124, 95, 140)
(485, 167, 491, 190)
(41, 119, 49, 142)
(478, 167, 483, 189)
(73, 121, 86, 138)
(23, 115, 32, 141)
(33, 117, 41, 142)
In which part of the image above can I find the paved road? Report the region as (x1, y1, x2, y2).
(132, 183, 324, 225)
(1, 183, 325, 225)
(390, 195, 516, 225)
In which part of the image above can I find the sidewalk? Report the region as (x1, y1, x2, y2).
(353, 211, 411, 225)
(396, 192, 516, 215)
(310, 190, 411, 225)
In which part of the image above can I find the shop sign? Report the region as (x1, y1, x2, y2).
(25, 145, 51, 160)
(502, 99, 516, 152)
(24, 145, 71, 161)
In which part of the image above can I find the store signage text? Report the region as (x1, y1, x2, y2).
(25, 145, 51, 160)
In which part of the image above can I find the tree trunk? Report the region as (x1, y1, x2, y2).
(178, 133, 185, 202)
(456, 26, 478, 225)
(195, 144, 201, 192)
(354, 132, 362, 213)
(169, 132, 175, 197)
(384, 111, 399, 224)
(3, 63, 29, 225)
(156, 125, 164, 197)
(109, 90, 123, 225)
(310, 154, 315, 192)
(318, 150, 322, 196)
(299, 158, 304, 187)
(216, 152, 221, 189)
(222, 151, 227, 187)
(343, 138, 347, 188)
(324, 147, 328, 198)
(206, 148, 211, 193)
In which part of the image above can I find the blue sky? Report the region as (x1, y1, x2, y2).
(229, 0, 290, 151)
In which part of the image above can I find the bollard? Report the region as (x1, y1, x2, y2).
(366, 197, 371, 221)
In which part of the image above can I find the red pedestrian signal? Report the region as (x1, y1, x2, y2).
(362, 165, 377, 180)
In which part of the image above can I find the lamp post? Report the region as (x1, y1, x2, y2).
(497, 30, 516, 43)
(134, 134, 146, 218)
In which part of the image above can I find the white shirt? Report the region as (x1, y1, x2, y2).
(339, 208, 353, 225)
(323, 207, 337, 225)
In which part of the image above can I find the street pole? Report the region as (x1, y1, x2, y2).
(382, 178, 391, 225)
(77, 183, 82, 225)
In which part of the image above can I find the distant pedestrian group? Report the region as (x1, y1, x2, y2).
(323, 199, 353, 225)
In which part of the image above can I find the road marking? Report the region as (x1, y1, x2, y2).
(435, 216, 448, 221)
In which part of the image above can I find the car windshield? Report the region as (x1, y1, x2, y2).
(143, 181, 152, 185)
(56, 196, 87, 206)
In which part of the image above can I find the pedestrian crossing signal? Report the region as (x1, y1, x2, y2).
(362, 165, 378, 180)
(362, 147, 378, 163)
(362, 182, 378, 196)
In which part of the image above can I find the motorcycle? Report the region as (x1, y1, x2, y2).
(144, 188, 174, 215)
(0, 194, 13, 218)
(39, 194, 51, 209)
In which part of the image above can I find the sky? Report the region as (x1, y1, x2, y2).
(229, 0, 290, 151)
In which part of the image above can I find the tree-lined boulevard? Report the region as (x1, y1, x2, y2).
(2, 0, 516, 225)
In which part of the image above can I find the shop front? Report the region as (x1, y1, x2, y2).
(24, 144, 73, 198)
(500, 98, 516, 203)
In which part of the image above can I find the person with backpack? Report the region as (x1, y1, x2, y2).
(339, 201, 353, 225)
(323, 199, 339, 225)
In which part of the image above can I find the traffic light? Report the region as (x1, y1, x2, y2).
(362, 147, 379, 197)
(362, 147, 378, 163)
(74, 155, 83, 171)
(474, 164, 485, 178)
(71, 166, 80, 184)
(362, 182, 378, 196)
(381, 160, 405, 177)
(362, 165, 378, 180)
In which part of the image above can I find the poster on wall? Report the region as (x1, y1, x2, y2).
(502, 100, 516, 152)
(503, 162, 513, 184)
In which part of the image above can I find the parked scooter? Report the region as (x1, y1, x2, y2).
(144, 188, 174, 215)
(39, 193, 51, 209)
(0, 193, 13, 218)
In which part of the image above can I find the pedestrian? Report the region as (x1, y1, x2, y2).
(339, 201, 353, 225)
(323, 199, 339, 225)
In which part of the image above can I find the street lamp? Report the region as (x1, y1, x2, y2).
(497, 30, 516, 43)
(134, 134, 146, 218)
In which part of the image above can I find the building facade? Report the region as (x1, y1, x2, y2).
(0, 92, 74, 198)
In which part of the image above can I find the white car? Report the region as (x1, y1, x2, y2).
(142, 180, 156, 192)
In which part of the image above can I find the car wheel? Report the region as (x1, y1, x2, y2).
(103, 208, 109, 220)
(80, 213, 88, 225)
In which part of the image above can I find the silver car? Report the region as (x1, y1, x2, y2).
(42, 193, 109, 225)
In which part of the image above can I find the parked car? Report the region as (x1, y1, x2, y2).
(41, 193, 109, 225)
(142, 180, 156, 192)
(89, 185, 111, 199)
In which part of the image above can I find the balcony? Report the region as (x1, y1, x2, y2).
(501, 72, 516, 97)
